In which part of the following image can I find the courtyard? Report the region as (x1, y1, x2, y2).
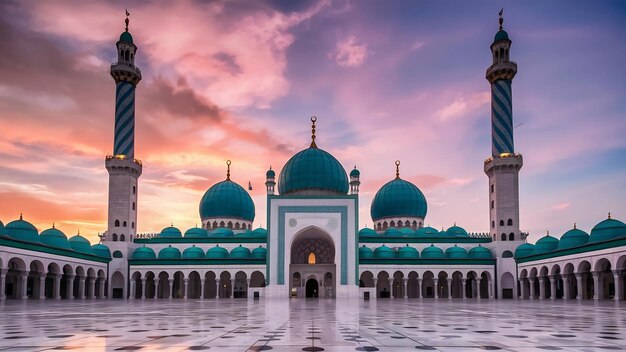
(0, 299, 625, 351)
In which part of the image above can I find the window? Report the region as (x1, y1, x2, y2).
(219, 221, 225, 227)
(132, 202, 135, 210)
(112, 233, 118, 241)
(235, 222, 240, 229)
(507, 219, 513, 226)
(491, 221, 495, 228)
(491, 200, 494, 209)
(499, 220, 504, 226)
(131, 222, 134, 229)
(502, 250, 514, 258)
(133, 185, 136, 194)
(227, 221, 233, 228)
(377, 223, 382, 230)
(113, 250, 124, 258)
(115, 219, 120, 227)
(308, 252, 316, 264)
(509, 233, 515, 241)
(390, 221, 395, 228)
(501, 233, 507, 241)
(123, 221, 127, 227)
(212, 221, 218, 229)
(491, 184, 494, 193)
(120, 234, 125, 241)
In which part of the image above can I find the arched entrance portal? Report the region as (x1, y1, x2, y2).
(290, 227, 336, 298)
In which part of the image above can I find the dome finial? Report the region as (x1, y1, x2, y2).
(52, 222, 55, 229)
(573, 222, 577, 229)
(395, 160, 401, 179)
(125, 9, 130, 32)
(498, 8, 504, 31)
(546, 230, 550, 236)
(226, 160, 232, 180)
(19, 213, 23, 220)
(310, 116, 318, 148)
(608, 212, 611, 219)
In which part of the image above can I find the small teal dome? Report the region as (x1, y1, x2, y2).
(421, 244, 444, 259)
(251, 246, 267, 259)
(558, 227, 590, 249)
(278, 147, 349, 195)
(416, 226, 438, 236)
(384, 228, 402, 237)
(514, 243, 535, 258)
(399, 227, 415, 235)
(211, 227, 234, 237)
(40, 227, 72, 250)
(68, 234, 93, 254)
(182, 245, 205, 259)
(91, 244, 112, 259)
(158, 245, 181, 259)
(532, 235, 559, 255)
(266, 168, 275, 178)
(494, 30, 509, 42)
(350, 167, 360, 177)
(373, 245, 396, 259)
(359, 228, 378, 237)
(397, 244, 419, 258)
(5, 217, 40, 243)
(206, 245, 229, 259)
(199, 180, 255, 222)
(468, 245, 492, 259)
(119, 31, 133, 43)
(159, 226, 182, 238)
(132, 246, 156, 260)
(371, 178, 427, 221)
(252, 228, 267, 236)
(230, 245, 251, 259)
(446, 225, 468, 237)
(184, 227, 208, 238)
(589, 217, 626, 243)
(359, 245, 374, 259)
(445, 245, 468, 259)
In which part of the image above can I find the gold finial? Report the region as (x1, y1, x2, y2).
(454, 221, 456, 226)
(171, 222, 173, 227)
(226, 160, 232, 180)
(77, 229, 80, 235)
(125, 9, 130, 32)
(52, 222, 55, 229)
(608, 212, 612, 219)
(546, 230, 550, 236)
(573, 222, 577, 229)
(498, 8, 504, 31)
(395, 160, 401, 179)
(19, 213, 23, 220)
(310, 116, 318, 148)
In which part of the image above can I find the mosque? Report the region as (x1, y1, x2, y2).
(0, 13, 625, 303)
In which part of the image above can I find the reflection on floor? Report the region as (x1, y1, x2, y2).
(1, 298, 625, 351)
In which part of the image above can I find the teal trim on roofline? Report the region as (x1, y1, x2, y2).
(516, 236, 626, 264)
(0, 236, 110, 263)
(134, 237, 266, 244)
(129, 258, 266, 266)
(267, 195, 358, 200)
(359, 258, 495, 265)
(359, 237, 491, 243)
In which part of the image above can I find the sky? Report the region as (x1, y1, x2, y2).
(0, 0, 625, 245)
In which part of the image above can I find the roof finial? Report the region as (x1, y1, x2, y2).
(125, 9, 130, 32)
(546, 230, 550, 236)
(269, 165, 272, 170)
(310, 116, 318, 148)
(52, 222, 55, 229)
(608, 212, 612, 219)
(395, 160, 401, 179)
(498, 8, 504, 31)
(226, 160, 231, 180)
(77, 229, 80, 235)
(573, 222, 577, 229)
(454, 221, 456, 226)
(19, 213, 23, 220)
(171, 222, 173, 227)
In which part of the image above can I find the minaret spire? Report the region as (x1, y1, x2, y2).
(499, 8, 504, 31)
(310, 116, 318, 148)
(395, 160, 400, 179)
(226, 160, 231, 180)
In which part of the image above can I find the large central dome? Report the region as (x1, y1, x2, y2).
(278, 147, 349, 195)
(370, 161, 427, 224)
(200, 180, 255, 221)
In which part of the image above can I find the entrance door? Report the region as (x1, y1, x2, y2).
(305, 279, 319, 298)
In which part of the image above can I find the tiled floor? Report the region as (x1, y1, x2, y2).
(1, 298, 625, 351)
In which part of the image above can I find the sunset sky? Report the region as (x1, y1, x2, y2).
(0, 0, 625, 244)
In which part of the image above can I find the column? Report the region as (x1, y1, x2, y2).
(141, 279, 146, 300)
(471, 279, 477, 299)
(434, 279, 439, 299)
(530, 278, 536, 300)
(417, 278, 422, 299)
(184, 278, 189, 300)
(549, 275, 557, 300)
(614, 271, 622, 302)
(246, 278, 251, 299)
(200, 279, 205, 300)
(20, 271, 29, 300)
(403, 278, 408, 299)
(592, 272, 600, 300)
(576, 274, 583, 300)
(0, 269, 7, 300)
(462, 279, 467, 300)
(477, 279, 482, 300)
(388, 279, 394, 298)
(38, 275, 46, 300)
(129, 280, 136, 300)
(563, 276, 570, 300)
(373, 278, 378, 299)
(215, 280, 220, 299)
(67, 275, 75, 300)
(488, 279, 493, 299)
(168, 279, 174, 299)
(447, 279, 452, 299)
(154, 280, 159, 300)
(538, 278, 545, 299)
(79, 277, 86, 299)
(89, 279, 96, 299)
(230, 279, 235, 299)
(99, 278, 105, 299)
(54, 275, 62, 300)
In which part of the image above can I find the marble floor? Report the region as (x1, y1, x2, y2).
(0, 298, 625, 352)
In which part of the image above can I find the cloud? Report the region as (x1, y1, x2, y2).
(330, 35, 369, 67)
(551, 203, 571, 211)
(435, 92, 490, 121)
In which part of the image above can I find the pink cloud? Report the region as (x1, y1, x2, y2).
(330, 35, 369, 67)
(551, 203, 571, 211)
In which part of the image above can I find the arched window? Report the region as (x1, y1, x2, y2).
(123, 221, 127, 227)
(499, 48, 504, 61)
(112, 233, 118, 241)
(219, 221, 225, 227)
(493, 234, 496, 241)
(491, 201, 494, 209)
(501, 233, 507, 241)
(131, 222, 134, 229)
(499, 220, 504, 226)
(120, 234, 125, 241)
(404, 220, 410, 227)
(113, 250, 124, 258)
(124, 50, 129, 61)
(132, 202, 135, 210)
(308, 252, 316, 265)
(212, 221, 218, 229)
(502, 250, 514, 258)
(227, 221, 233, 228)
(248, 224, 251, 230)
(509, 233, 515, 241)
(507, 219, 513, 226)
(419, 221, 423, 228)
(115, 219, 120, 227)
(412, 221, 417, 229)
(382, 221, 388, 229)
(491, 221, 495, 228)
(377, 223, 382, 230)
(235, 222, 240, 230)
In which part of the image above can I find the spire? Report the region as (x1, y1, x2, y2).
(310, 116, 317, 148)
(52, 222, 55, 229)
(226, 160, 231, 180)
(19, 213, 23, 220)
(395, 160, 401, 179)
(608, 212, 612, 219)
(573, 222, 577, 229)
(498, 8, 504, 31)
(125, 9, 130, 32)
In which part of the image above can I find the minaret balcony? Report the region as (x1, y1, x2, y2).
(484, 153, 523, 175)
(106, 155, 143, 176)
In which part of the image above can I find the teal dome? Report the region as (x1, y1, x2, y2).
(211, 227, 234, 237)
(416, 226, 438, 236)
(350, 167, 360, 177)
(421, 244, 444, 259)
(384, 228, 402, 237)
(397, 244, 419, 258)
(468, 245, 492, 259)
(206, 245, 229, 259)
(182, 245, 205, 259)
(494, 30, 509, 42)
(252, 228, 267, 236)
(532, 235, 559, 255)
(373, 245, 396, 258)
(5, 217, 40, 243)
(199, 180, 255, 222)
(445, 245, 469, 259)
(158, 245, 181, 259)
(558, 227, 590, 249)
(514, 243, 535, 258)
(230, 245, 251, 259)
(236, 230, 262, 238)
(91, 244, 112, 259)
(399, 227, 415, 235)
(371, 178, 427, 221)
(446, 225, 468, 237)
(589, 217, 626, 243)
(159, 226, 182, 238)
(359, 245, 374, 259)
(133, 246, 156, 259)
(251, 246, 267, 259)
(278, 147, 349, 195)
(266, 168, 275, 178)
(359, 228, 378, 237)
(40, 227, 72, 250)
(68, 234, 93, 255)
(184, 227, 208, 238)
(119, 31, 133, 43)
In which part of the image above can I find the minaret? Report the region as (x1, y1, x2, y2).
(104, 11, 142, 243)
(484, 10, 523, 242)
(349, 166, 360, 195)
(265, 166, 276, 195)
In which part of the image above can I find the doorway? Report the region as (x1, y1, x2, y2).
(306, 279, 319, 298)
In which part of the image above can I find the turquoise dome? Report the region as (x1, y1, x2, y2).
(182, 245, 205, 259)
(91, 244, 111, 259)
(558, 227, 590, 249)
(371, 178, 427, 221)
(40, 227, 72, 250)
(468, 245, 492, 259)
(445, 245, 468, 259)
(446, 225, 468, 237)
(68, 234, 93, 254)
(119, 31, 133, 43)
(251, 246, 267, 259)
(199, 180, 255, 222)
(266, 168, 275, 178)
(494, 30, 509, 42)
(350, 167, 360, 177)
(421, 244, 444, 259)
(359, 245, 374, 259)
(230, 245, 251, 259)
(206, 245, 229, 259)
(252, 228, 267, 236)
(399, 227, 414, 235)
(159, 226, 182, 238)
(278, 147, 349, 195)
(158, 245, 181, 259)
(373, 245, 396, 258)
(589, 217, 626, 243)
(514, 243, 535, 258)
(397, 244, 419, 258)
(236, 230, 262, 238)
(132, 246, 156, 259)
(416, 226, 438, 236)
(5, 218, 40, 243)
(359, 228, 378, 237)
(211, 227, 234, 237)
(532, 235, 559, 255)
(384, 228, 402, 237)
(184, 227, 208, 238)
